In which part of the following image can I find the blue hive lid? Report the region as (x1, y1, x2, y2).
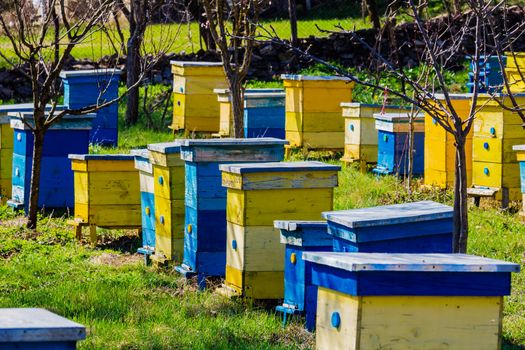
(147, 140, 185, 154)
(323, 201, 452, 228)
(0, 308, 86, 342)
(219, 161, 340, 174)
(302, 252, 520, 273)
(68, 154, 135, 161)
(59, 69, 122, 78)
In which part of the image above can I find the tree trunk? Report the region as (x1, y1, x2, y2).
(288, 0, 298, 46)
(453, 135, 469, 253)
(229, 78, 244, 138)
(27, 129, 45, 230)
(364, 0, 381, 30)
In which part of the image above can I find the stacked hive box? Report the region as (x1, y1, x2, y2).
(175, 139, 287, 287)
(282, 75, 354, 151)
(469, 94, 525, 203)
(424, 94, 473, 188)
(373, 112, 425, 175)
(275, 221, 332, 330)
(513, 145, 525, 215)
(305, 252, 520, 350)
(466, 55, 506, 93)
(60, 69, 121, 146)
(170, 62, 227, 133)
(68, 154, 141, 242)
(221, 161, 340, 300)
(505, 52, 525, 92)
(340, 103, 412, 166)
(214, 89, 233, 137)
(147, 142, 185, 263)
(131, 149, 156, 258)
(8, 112, 94, 212)
(244, 89, 285, 139)
(0, 308, 86, 349)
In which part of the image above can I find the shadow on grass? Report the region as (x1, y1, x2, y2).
(96, 234, 142, 254)
(503, 339, 525, 350)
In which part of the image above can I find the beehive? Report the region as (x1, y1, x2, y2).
(244, 89, 285, 139)
(60, 69, 121, 146)
(69, 154, 141, 242)
(282, 75, 354, 151)
(512, 144, 525, 215)
(275, 220, 332, 331)
(131, 149, 156, 258)
(0, 104, 66, 203)
(425, 94, 473, 187)
(373, 112, 425, 175)
(214, 89, 233, 137)
(221, 161, 340, 300)
(305, 252, 519, 350)
(147, 141, 185, 263)
(7, 112, 94, 212)
(466, 55, 506, 93)
(340, 103, 412, 166)
(170, 61, 227, 133)
(504, 52, 525, 93)
(0, 308, 86, 349)
(470, 94, 525, 202)
(175, 138, 287, 287)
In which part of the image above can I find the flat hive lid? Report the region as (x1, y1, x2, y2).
(433, 93, 473, 100)
(59, 69, 122, 78)
(170, 61, 223, 67)
(219, 161, 340, 174)
(322, 201, 452, 228)
(0, 308, 86, 343)
(373, 112, 424, 122)
(281, 74, 351, 81)
(181, 138, 288, 147)
(0, 103, 66, 114)
(274, 220, 327, 231)
(68, 154, 134, 161)
(10, 112, 95, 130)
(513, 145, 525, 151)
(130, 149, 149, 159)
(147, 140, 185, 154)
(303, 252, 520, 273)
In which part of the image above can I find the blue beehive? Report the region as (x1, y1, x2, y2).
(0, 308, 86, 349)
(304, 252, 519, 350)
(7, 112, 94, 212)
(60, 69, 121, 146)
(466, 55, 507, 93)
(274, 220, 332, 330)
(175, 138, 288, 287)
(243, 89, 285, 139)
(131, 149, 156, 259)
(373, 112, 425, 175)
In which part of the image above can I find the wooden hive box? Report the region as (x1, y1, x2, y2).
(7, 112, 94, 213)
(466, 55, 506, 93)
(373, 112, 425, 175)
(221, 161, 340, 300)
(131, 149, 156, 258)
(512, 144, 525, 216)
(0, 104, 66, 203)
(174, 138, 288, 287)
(274, 220, 332, 331)
(0, 308, 86, 349)
(470, 94, 525, 202)
(170, 61, 227, 133)
(147, 141, 185, 263)
(340, 103, 412, 166)
(60, 69, 121, 146)
(213, 89, 233, 137)
(69, 154, 141, 242)
(424, 94, 473, 188)
(244, 89, 286, 139)
(281, 75, 354, 150)
(504, 52, 525, 93)
(305, 252, 520, 350)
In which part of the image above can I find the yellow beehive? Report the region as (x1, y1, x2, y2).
(424, 94, 473, 188)
(220, 161, 340, 300)
(470, 94, 525, 202)
(0, 116, 13, 203)
(505, 52, 525, 93)
(212, 88, 232, 137)
(340, 103, 412, 166)
(148, 141, 185, 262)
(69, 154, 141, 242)
(282, 75, 354, 151)
(170, 61, 227, 133)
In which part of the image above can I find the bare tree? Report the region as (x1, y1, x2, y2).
(0, 0, 164, 229)
(201, 0, 266, 138)
(258, 1, 525, 253)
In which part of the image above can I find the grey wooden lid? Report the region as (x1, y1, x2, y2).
(220, 161, 340, 174)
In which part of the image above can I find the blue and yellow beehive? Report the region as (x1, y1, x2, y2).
(175, 139, 287, 286)
(424, 94, 473, 188)
(7, 112, 94, 212)
(512, 144, 525, 215)
(244, 89, 285, 139)
(282, 75, 354, 151)
(504, 52, 525, 93)
(147, 141, 185, 263)
(373, 112, 425, 175)
(470, 94, 525, 202)
(60, 69, 121, 146)
(0, 308, 86, 349)
(68, 154, 141, 242)
(305, 252, 520, 350)
(275, 220, 332, 330)
(131, 149, 156, 257)
(221, 161, 340, 300)
(170, 61, 227, 133)
(340, 103, 412, 166)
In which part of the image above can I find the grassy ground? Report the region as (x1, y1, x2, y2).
(0, 138, 524, 349)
